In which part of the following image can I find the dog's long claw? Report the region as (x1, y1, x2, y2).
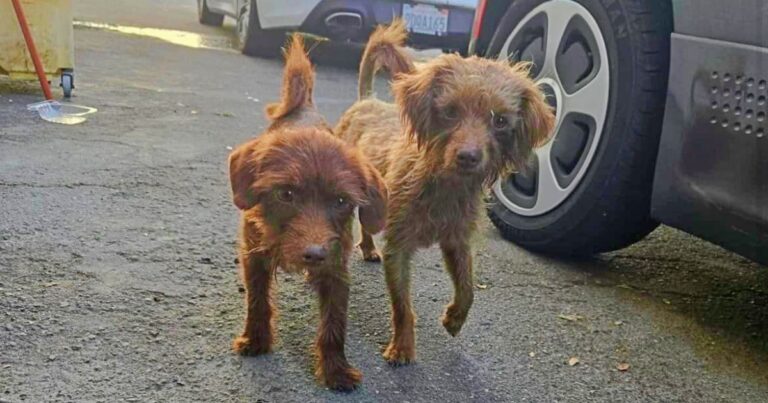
(441, 305, 468, 337)
(383, 342, 415, 366)
(320, 366, 362, 392)
(363, 250, 382, 263)
(232, 336, 272, 356)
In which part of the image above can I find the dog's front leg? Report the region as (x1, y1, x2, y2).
(358, 228, 381, 262)
(439, 239, 474, 337)
(382, 246, 416, 365)
(309, 269, 362, 391)
(232, 252, 275, 355)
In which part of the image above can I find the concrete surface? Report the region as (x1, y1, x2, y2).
(1, 1, 767, 402)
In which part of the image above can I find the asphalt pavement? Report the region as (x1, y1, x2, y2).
(1, 1, 767, 402)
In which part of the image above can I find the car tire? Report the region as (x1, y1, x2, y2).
(237, 0, 286, 57)
(485, 0, 673, 256)
(197, 0, 224, 27)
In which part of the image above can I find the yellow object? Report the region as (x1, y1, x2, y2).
(0, 0, 74, 81)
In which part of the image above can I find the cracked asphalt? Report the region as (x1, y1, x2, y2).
(1, 1, 767, 402)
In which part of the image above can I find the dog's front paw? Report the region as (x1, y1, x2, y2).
(441, 304, 468, 337)
(319, 365, 362, 392)
(362, 249, 382, 262)
(358, 243, 382, 263)
(232, 335, 272, 356)
(383, 341, 415, 366)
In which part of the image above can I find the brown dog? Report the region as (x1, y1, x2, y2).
(335, 21, 555, 365)
(228, 34, 387, 390)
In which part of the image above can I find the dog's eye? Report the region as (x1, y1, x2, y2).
(492, 113, 509, 130)
(336, 197, 350, 208)
(443, 106, 459, 120)
(276, 189, 295, 203)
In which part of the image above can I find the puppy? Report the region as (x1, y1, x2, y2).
(229, 34, 388, 390)
(335, 21, 555, 365)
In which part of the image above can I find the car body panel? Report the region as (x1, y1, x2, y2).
(256, 0, 322, 29)
(651, 33, 768, 265)
(418, 0, 477, 9)
(204, 0, 239, 17)
(651, 0, 767, 264)
(671, 0, 767, 49)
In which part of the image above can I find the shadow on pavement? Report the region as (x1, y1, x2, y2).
(550, 227, 768, 384)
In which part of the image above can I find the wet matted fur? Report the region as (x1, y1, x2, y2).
(335, 21, 555, 365)
(228, 34, 387, 390)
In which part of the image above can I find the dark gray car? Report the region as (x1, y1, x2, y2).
(471, 0, 767, 264)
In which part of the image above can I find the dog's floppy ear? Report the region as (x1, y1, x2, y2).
(520, 81, 556, 149)
(393, 67, 441, 148)
(358, 161, 388, 235)
(228, 140, 261, 210)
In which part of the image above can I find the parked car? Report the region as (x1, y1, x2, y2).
(197, 0, 476, 56)
(471, 0, 767, 264)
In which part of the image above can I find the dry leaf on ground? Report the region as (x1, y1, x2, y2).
(558, 314, 584, 322)
(617, 362, 630, 371)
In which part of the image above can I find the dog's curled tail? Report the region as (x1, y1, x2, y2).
(358, 19, 415, 100)
(266, 34, 315, 121)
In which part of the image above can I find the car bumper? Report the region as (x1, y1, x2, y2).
(299, 0, 474, 50)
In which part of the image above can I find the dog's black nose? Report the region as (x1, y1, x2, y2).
(302, 245, 328, 265)
(457, 148, 482, 169)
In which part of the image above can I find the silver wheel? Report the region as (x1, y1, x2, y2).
(493, 0, 610, 217)
(237, 1, 250, 47)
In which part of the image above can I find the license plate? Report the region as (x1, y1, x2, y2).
(402, 4, 449, 36)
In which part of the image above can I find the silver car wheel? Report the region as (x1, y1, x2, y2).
(493, 0, 610, 217)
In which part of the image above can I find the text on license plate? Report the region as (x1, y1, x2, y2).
(402, 4, 449, 36)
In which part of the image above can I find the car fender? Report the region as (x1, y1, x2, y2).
(256, 0, 322, 29)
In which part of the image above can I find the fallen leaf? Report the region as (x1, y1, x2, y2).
(476, 283, 488, 290)
(568, 357, 580, 366)
(558, 314, 584, 322)
(617, 362, 630, 371)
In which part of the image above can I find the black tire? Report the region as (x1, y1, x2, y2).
(197, 0, 224, 27)
(237, 0, 285, 58)
(486, 0, 673, 256)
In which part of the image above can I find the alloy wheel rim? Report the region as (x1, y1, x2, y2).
(493, 0, 610, 217)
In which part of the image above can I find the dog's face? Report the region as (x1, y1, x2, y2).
(393, 54, 555, 182)
(229, 128, 387, 272)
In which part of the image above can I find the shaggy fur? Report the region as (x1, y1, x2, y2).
(229, 34, 387, 390)
(335, 22, 555, 365)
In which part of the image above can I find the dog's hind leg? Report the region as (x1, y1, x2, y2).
(439, 239, 474, 337)
(232, 253, 276, 355)
(358, 228, 381, 262)
(382, 246, 417, 365)
(309, 268, 362, 391)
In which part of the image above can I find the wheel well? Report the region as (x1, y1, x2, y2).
(475, 0, 511, 55)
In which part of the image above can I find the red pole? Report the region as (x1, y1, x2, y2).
(11, 0, 54, 100)
(468, 0, 488, 56)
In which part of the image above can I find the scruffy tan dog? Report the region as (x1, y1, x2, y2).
(335, 21, 555, 365)
(229, 34, 387, 390)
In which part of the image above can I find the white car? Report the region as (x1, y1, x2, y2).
(197, 0, 477, 56)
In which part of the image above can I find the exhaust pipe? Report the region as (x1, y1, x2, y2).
(324, 12, 363, 40)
